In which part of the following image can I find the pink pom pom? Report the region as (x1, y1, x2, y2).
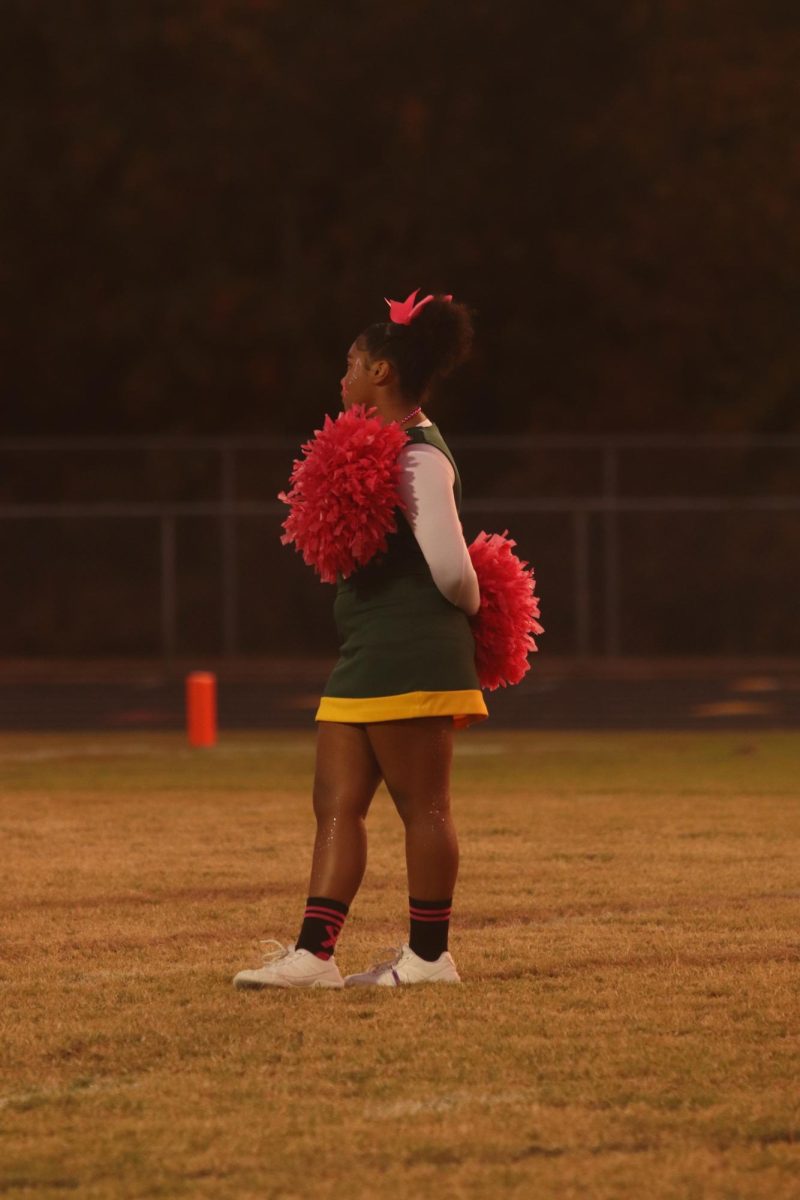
(278, 405, 409, 583)
(468, 530, 544, 691)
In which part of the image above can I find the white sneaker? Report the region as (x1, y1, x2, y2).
(344, 943, 461, 987)
(233, 940, 344, 990)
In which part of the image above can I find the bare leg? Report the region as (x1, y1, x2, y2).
(307, 721, 383, 905)
(365, 717, 458, 900)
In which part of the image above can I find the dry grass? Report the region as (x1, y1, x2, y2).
(1, 729, 798, 1200)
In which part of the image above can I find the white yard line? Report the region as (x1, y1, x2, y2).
(365, 1088, 537, 1119)
(0, 1077, 141, 1110)
(0, 740, 509, 762)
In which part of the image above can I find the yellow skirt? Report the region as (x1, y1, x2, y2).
(316, 689, 488, 729)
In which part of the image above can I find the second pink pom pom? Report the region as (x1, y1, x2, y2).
(468, 530, 544, 691)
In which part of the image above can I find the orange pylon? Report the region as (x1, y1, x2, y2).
(186, 672, 217, 747)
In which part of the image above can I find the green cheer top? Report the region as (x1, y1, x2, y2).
(315, 423, 488, 728)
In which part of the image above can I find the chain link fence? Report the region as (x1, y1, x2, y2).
(2, 435, 799, 659)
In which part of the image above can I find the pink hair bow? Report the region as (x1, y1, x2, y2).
(385, 288, 453, 325)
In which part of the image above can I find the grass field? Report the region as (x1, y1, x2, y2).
(1, 729, 799, 1200)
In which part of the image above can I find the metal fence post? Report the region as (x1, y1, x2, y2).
(160, 514, 177, 662)
(220, 444, 238, 656)
(603, 444, 621, 657)
(573, 507, 591, 656)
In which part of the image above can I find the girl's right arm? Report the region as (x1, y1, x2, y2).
(397, 444, 480, 616)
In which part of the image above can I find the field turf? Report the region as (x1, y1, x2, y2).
(1, 730, 798, 1199)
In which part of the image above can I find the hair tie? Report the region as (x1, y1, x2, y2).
(385, 288, 453, 325)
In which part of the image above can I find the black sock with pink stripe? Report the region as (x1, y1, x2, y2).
(409, 896, 452, 962)
(296, 896, 349, 960)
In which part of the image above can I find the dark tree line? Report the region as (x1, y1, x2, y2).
(3, 0, 799, 438)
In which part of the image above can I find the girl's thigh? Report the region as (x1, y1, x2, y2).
(313, 721, 383, 819)
(365, 717, 453, 806)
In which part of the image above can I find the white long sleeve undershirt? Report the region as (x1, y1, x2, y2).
(396, 435, 481, 616)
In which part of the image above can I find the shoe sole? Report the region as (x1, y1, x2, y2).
(233, 977, 343, 990)
(343, 975, 461, 987)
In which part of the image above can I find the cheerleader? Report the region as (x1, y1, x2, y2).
(234, 290, 488, 989)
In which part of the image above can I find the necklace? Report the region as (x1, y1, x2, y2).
(396, 404, 423, 426)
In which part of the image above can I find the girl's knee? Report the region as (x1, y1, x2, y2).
(313, 781, 372, 822)
(391, 791, 451, 826)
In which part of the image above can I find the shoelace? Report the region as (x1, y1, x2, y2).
(366, 945, 405, 974)
(259, 938, 294, 964)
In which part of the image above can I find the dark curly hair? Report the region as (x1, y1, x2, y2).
(357, 296, 475, 400)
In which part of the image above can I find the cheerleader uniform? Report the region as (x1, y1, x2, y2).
(315, 421, 488, 728)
